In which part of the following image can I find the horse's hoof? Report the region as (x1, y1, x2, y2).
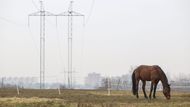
(149, 96, 152, 99)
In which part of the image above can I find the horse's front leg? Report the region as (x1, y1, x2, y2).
(153, 82, 158, 99)
(149, 82, 153, 99)
(142, 81, 148, 99)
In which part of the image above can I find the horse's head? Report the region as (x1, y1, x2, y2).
(163, 84, 171, 100)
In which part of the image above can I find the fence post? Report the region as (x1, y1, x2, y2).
(17, 85, 20, 95)
(58, 87, 61, 95)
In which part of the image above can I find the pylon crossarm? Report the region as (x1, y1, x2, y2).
(72, 11, 84, 16)
(44, 11, 56, 16)
(29, 11, 55, 16)
(57, 11, 84, 16)
(29, 11, 41, 16)
(57, 11, 70, 16)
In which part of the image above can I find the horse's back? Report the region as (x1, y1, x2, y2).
(135, 65, 161, 81)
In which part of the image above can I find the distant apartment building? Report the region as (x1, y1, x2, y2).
(0, 77, 38, 88)
(85, 72, 102, 89)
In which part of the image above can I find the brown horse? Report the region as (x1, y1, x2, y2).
(132, 65, 171, 99)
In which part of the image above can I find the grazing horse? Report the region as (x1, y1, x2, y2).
(132, 65, 171, 100)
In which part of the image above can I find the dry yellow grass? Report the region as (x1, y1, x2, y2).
(0, 89, 189, 107)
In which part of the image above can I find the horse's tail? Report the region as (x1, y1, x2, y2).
(132, 71, 136, 95)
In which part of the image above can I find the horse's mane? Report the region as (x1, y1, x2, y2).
(154, 65, 169, 86)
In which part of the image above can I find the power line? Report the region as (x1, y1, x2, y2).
(85, 0, 95, 25)
(27, 27, 39, 53)
(31, 0, 40, 10)
(0, 16, 39, 54)
(0, 16, 24, 27)
(54, 22, 66, 86)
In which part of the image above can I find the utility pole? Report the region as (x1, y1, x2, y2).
(28, 0, 55, 89)
(56, 1, 84, 89)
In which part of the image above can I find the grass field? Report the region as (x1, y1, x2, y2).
(0, 88, 190, 107)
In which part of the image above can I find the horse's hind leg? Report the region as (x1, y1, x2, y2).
(149, 82, 153, 99)
(136, 80, 139, 98)
(142, 81, 148, 99)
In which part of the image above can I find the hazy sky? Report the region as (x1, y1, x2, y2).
(0, 0, 190, 84)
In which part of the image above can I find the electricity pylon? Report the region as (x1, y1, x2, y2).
(28, 0, 56, 89)
(56, 1, 84, 89)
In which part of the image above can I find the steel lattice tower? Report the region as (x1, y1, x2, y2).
(28, 0, 55, 89)
(57, 1, 84, 88)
